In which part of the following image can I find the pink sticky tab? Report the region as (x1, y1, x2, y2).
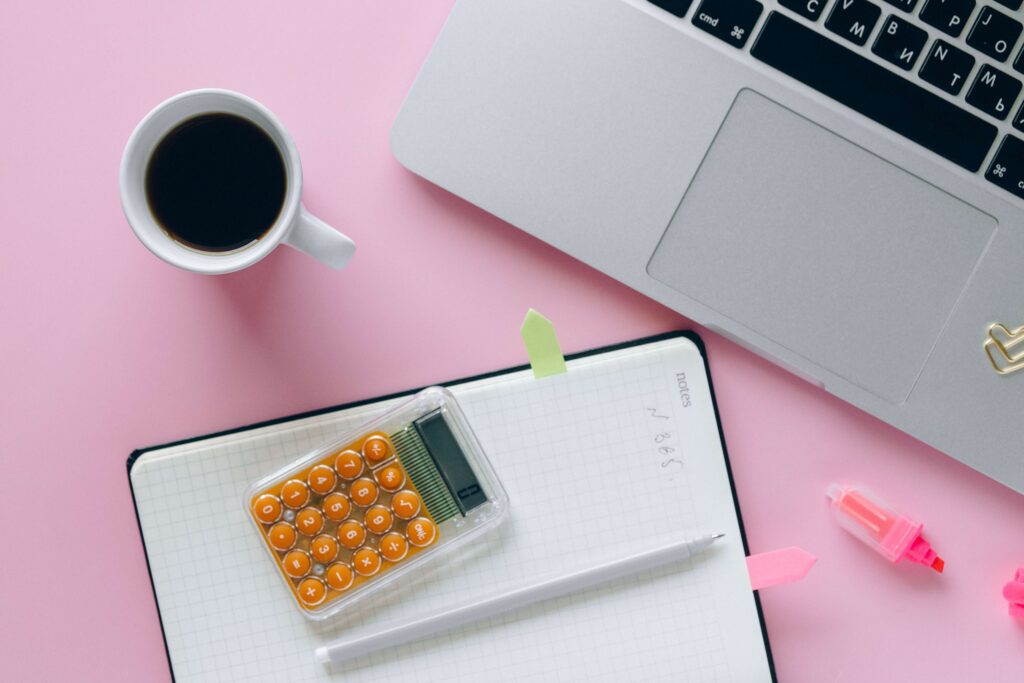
(746, 547, 816, 590)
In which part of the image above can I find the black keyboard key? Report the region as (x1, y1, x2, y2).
(966, 64, 1022, 120)
(751, 12, 997, 171)
(691, 0, 763, 48)
(920, 0, 976, 38)
(1014, 47, 1024, 76)
(985, 136, 1024, 199)
(1013, 101, 1024, 132)
(994, 0, 1023, 10)
(967, 7, 1022, 63)
(920, 39, 977, 94)
(825, 0, 882, 46)
(646, 0, 694, 17)
(779, 0, 828, 21)
(883, 0, 919, 11)
(873, 15, 928, 70)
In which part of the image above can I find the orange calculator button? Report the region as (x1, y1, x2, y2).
(308, 464, 337, 495)
(252, 494, 282, 524)
(325, 562, 354, 591)
(338, 520, 367, 549)
(364, 505, 393, 534)
(353, 547, 383, 576)
(283, 549, 312, 578)
(295, 507, 325, 536)
(375, 465, 405, 492)
(311, 535, 339, 564)
(281, 479, 310, 508)
(298, 577, 327, 607)
(406, 517, 438, 547)
(362, 434, 393, 466)
(379, 532, 409, 562)
(322, 492, 351, 522)
(334, 450, 364, 480)
(350, 478, 379, 507)
(268, 522, 297, 551)
(391, 490, 422, 520)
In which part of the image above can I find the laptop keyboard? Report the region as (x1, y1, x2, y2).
(646, 0, 1024, 201)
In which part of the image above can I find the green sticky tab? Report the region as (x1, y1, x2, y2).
(520, 309, 567, 378)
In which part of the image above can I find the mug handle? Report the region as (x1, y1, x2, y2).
(283, 206, 356, 270)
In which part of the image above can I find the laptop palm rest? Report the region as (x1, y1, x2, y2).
(647, 90, 995, 404)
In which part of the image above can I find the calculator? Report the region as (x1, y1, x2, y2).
(246, 387, 509, 620)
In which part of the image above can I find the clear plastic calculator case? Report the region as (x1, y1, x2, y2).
(245, 387, 509, 620)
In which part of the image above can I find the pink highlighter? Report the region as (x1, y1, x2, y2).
(827, 484, 944, 573)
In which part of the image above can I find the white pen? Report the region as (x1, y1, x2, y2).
(315, 532, 724, 666)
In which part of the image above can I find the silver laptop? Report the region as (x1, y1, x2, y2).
(391, 0, 1024, 492)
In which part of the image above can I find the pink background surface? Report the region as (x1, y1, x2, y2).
(2, 1, 1023, 680)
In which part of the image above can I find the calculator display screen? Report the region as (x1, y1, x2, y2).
(415, 410, 488, 513)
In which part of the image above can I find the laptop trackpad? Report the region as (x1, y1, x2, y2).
(647, 90, 995, 404)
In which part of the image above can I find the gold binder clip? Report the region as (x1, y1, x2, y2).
(984, 322, 1024, 376)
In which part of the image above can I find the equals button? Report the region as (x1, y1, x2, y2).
(692, 0, 764, 49)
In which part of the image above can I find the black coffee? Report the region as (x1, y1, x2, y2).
(145, 113, 286, 252)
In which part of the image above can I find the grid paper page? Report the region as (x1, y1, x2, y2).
(131, 337, 771, 681)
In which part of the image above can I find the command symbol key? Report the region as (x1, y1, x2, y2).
(986, 135, 1024, 200)
(692, 0, 764, 48)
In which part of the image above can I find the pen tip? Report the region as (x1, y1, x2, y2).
(712, 533, 726, 540)
(931, 557, 944, 574)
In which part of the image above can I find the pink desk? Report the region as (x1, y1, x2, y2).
(2, 2, 1022, 680)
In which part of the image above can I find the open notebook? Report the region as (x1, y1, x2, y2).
(129, 332, 774, 681)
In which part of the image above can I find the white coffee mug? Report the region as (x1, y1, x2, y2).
(120, 88, 355, 274)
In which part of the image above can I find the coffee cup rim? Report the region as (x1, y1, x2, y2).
(120, 88, 303, 274)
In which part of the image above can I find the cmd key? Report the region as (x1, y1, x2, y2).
(751, 12, 997, 171)
(691, 0, 764, 48)
(986, 136, 1024, 199)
